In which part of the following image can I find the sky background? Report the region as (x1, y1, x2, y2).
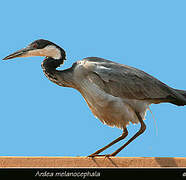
(0, 0, 186, 157)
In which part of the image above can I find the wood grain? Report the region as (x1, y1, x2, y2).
(0, 157, 185, 168)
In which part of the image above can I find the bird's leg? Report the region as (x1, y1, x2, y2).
(106, 112, 146, 157)
(88, 127, 128, 157)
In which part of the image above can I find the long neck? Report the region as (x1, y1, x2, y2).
(41, 57, 74, 88)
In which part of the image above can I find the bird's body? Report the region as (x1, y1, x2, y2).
(58, 58, 151, 128)
(41, 56, 186, 128)
(3, 39, 186, 156)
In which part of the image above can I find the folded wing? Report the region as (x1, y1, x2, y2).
(82, 57, 186, 105)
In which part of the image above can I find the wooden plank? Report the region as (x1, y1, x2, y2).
(0, 157, 186, 167)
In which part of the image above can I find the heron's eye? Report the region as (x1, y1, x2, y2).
(33, 43, 38, 49)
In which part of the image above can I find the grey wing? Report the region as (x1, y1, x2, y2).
(83, 57, 186, 105)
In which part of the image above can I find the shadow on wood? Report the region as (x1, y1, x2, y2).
(155, 157, 178, 167)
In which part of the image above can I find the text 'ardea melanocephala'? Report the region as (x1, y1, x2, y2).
(3, 39, 186, 157)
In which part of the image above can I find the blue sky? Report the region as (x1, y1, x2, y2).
(1, 0, 186, 157)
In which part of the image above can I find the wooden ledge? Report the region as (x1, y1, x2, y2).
(0, 157, 186, 168)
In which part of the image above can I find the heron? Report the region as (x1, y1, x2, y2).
(3, 39, 186, 157)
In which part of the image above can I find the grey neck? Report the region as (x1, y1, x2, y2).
(41, 57, 74, 88)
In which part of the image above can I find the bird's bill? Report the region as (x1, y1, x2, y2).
(3, 46, 35, 60)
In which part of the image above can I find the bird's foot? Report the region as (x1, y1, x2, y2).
(88, 153, 115, 158)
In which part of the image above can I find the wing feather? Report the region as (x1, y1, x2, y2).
(82, 57, 184, 103)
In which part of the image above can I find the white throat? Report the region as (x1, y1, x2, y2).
(26, 45, 62, 59)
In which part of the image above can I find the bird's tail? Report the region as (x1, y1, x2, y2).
(171, 88, 186, 106)
(174, 89, 186, 99)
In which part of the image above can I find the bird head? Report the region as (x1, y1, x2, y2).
(3, 39, 66, 61)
